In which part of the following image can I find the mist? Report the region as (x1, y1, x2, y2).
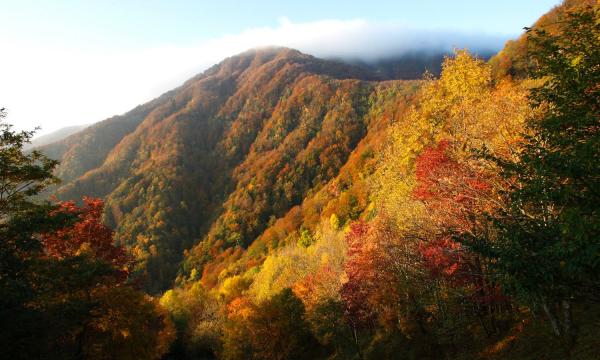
(267, 18, 506, 62)
(1, 17, 512, 136)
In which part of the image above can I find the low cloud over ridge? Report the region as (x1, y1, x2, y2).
(223, 17, 506, 61)
(2, 17, 511, 135)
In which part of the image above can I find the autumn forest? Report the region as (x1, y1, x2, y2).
(1, 1, 599, 359)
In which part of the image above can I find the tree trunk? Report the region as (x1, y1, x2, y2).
(349, 322, 363, 360)
(561, 300, 575, 344)
(542, 302, 561, 337)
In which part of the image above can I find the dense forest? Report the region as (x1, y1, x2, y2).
(1, 1, 598, 359)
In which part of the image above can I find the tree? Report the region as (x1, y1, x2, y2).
(160, 283, 221, 358)
(340, 220, 402, 357)
(221, 289, 319, 360)
(38, 198, 175, 358)
(0, 109, 65, 357)
(42, 197, 129, 269)
(249, 288, 319, 360)
(475, 6, 600, 340)
(0, 108, 59, 218)
(413, 139, 513, 336)
(341, 221, 375, 333)
(0, 111, 174, 358)
(378, 50, 529, 348)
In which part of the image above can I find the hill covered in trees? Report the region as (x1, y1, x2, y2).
(4, 1, 598, 358)
(38, 48, 423, 293)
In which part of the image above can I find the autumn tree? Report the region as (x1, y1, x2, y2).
(341, 221, 376, 333)
(38, 198, 175, 358)
(42, 197, 129, 268)
(160, 283, 221, 358)
(340, 220, 404, 357)
(250, 288, 319, 360)
(364, 48, 537, 359)
(413, 140, 512, 336)
(221, 289, 319, 360)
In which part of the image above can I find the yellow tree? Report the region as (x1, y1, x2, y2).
(375, 50, 532, 344)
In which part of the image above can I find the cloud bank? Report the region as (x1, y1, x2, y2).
(1, 18, 511, 136)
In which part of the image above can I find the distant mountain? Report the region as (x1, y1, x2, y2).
(36, 91, 177, 185)
(34, 38, 532, 294)
(25, 124, 88, 150)
(342, 50, 497, 80)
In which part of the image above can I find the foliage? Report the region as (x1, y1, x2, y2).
(0, 112, 174, 358)
(0, 108, 59, 217)
(12, 4, 600, 357)
(42, 197, 129, 268)
(160, 283, 221, 357)
(472, 6, 600, 339)
(222, 289, 319, 360)
(489, 0, 596, 80)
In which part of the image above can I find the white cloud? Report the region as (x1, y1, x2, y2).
(0, 18, 510, 136)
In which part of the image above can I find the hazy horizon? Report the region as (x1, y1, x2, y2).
(1, 0, 560, 136)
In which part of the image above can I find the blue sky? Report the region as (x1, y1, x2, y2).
(1, 0, 561, 135)
(3, 0, 560, 48)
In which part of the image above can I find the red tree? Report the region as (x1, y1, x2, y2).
(43, 197, 129, 269)
(413, 141, 507, 310)
(341, 221, 374, 329)
(414, 140, 490, 234)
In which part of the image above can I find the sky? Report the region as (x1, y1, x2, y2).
(0, 0, 561, 136)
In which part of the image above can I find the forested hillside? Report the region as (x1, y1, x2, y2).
(3, 1, 598, 359)
(38, 48, 423, 293)
(164, 3, 599, 358)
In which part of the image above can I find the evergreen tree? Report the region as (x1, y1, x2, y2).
(476, 6, 599, 339)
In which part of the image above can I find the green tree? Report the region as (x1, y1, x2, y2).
(0, 108, 64, 357)
(249, 288, 320, 360)
(0, 109, 59, 217)
(475, 6, 599, 340)
(0, 111, 175, 358)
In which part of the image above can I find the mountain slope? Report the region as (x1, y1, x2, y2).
(26, 2, 600, 358)
(25, 125, 88, 150)
(43, 47, 419, 292)
(37, 92, 177, 184)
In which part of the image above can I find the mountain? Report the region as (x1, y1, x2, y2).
(20, 1, 600, 358)
(39, 47, 420, 292)
(41, 0, 590, 293)
(345, 50, 497, 80)
(37, 91, 178, 185)
(25, 125, 88, 150)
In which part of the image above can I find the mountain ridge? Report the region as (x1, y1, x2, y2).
(25, 124, 89, 150)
